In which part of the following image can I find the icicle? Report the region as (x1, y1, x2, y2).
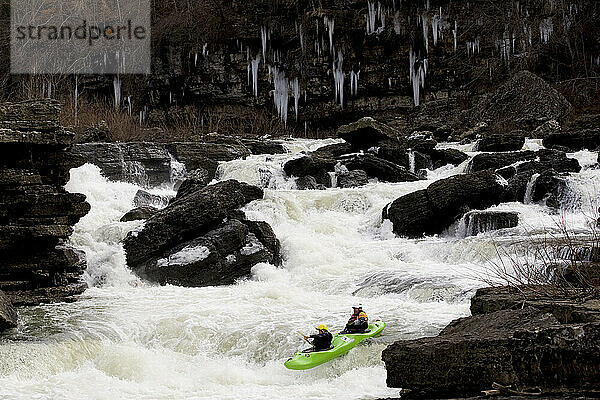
(432, 15, 440, 46)
(333, 50, 344, 108)
(452, 21, 457, 52)
(539, 18, 553, 44)
(113, 77, 121, 108)
(251, 54, 261, 97)
(350, 70, 360, 97)
(272, 66, 289, 125)
(292, 77, 300, 120)
(422, 14, 429, 52)
(409, 47, 427, 106)
(127, 96, 132, 115)
(323, 16, 335, 54)
(299, 23, 304, 52)
(394, 11, 401, 35)
(194, 53, 198, 67)
(261, 26, 269, 62)
(202, 43, 208, 56)
(366, 1, 385, 35)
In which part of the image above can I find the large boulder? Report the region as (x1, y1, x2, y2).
(383, 170, 505, 237)
(461, 71, 571, 132)
(382, 308, 600, 398)
(474, 132, 526, 152)
(123, 180, 280, 287)
(0, 289, 17, 331)
(72, 142, 173, 186)
(430, 149, 469, 169)
(470, 286, 600, 324)
(283, 154, 337, 178)
(337, 117, 399, 148)
(337, 170, 369, 188)
(342, 154, 420, 182)
(543, 129, 600, 152)
(469, 149, 581, 174)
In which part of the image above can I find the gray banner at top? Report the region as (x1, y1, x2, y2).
(11, 0, 151, 74)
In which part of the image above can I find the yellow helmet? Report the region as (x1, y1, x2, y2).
(317, 324, 328, 331)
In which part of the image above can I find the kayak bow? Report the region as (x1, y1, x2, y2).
(284, 320, 386, 370)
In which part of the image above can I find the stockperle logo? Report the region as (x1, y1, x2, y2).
(11, 0, 150, 74)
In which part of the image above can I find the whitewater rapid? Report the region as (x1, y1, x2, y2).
(1, 139, 598, 399)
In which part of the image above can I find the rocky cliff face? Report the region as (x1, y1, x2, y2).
(8, 0, 595, 138)
(0, 100, 90, 318)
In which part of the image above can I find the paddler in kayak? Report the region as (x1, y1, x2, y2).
(302, 324, 333, 352)
(342, 305, 368, 333)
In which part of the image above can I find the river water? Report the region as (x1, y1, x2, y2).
(1, 139, 598, 399)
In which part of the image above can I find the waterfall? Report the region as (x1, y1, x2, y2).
(524, 173, 540, 204)
(408, 149, 416, 173)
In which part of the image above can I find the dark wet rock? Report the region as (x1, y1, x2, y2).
(337, 117, 399, 148)
(501, 168, 570, 206)
(461, 71, 571, 132)
(133, 190, 171, 208)
(0, 100, 61, 132)
(342, 154, 419, 182)
(407, 133, 437, 154)
(532, 119, 560, 138)
(295, 175, 324, 190)
(172, 168, 214, 201)
(313, 142, 354, 158)
(382, 307, 600, 398)
(459, 211, 519, 237)
(469, 149, 581, 175)
(283, 154, 337, 178)
(543, 129, 600, 152)
(241, 138, 286, 155)
(120, 206, 159, 222)
(430, 149, 469, 169)
(0, 100, 90, 306)
(470, 286, 600, 324)
(0, 289, 17, 331)
(474, 132, 526, 152)
(165, 141, 249, 163)
(123, 180, 279, 287)
(383, 170, 504, 238)
(72, 142, 173, 186)
(337, 170, 369, 188)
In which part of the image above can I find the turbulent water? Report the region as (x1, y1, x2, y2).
(1, 139, 598, 399)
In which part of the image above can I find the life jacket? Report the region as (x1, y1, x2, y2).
(348, 311, 368, 324)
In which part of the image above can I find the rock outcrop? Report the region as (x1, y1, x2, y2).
(382, 307, 600, 398)
(123, 180, 280, 287)
(474, 132, 526, 152)
(383, 170, 505, 238)
(460, 71, 572, 133)
(469, 149, 581, 174)
(0, 100, 90, 317)
(0, 290, 17, 330)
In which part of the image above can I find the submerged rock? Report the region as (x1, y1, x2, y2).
(383, 170, 504, 238)
(123, 180, 280, 287)
(337, 170, 369, 188)
(382, 307, 600, 398)
(459, 210, 519, 237)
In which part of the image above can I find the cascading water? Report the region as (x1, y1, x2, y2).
(1, 139, 599, 400)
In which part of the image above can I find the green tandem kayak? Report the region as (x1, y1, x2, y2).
(284, 320, 386, 370)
